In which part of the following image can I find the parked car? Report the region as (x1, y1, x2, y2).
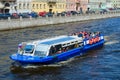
(29, 12, 39, 18)
(11, 13, 20, 19)
(99, 9, 108, 14)
(19, 13, 30, 18)
(56, 12, 66, 16)
(70, 11, 78, 15)
(65, 11, 71, 16)
(45, 12, 53, 17)
(39, 11, 47, 17)
(0, 13, 11, 19)
(86, 10, 95, 14)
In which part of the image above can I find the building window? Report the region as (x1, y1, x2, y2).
(63, 4, 64, 9)
(19, 3, 21, 9)
(44, 4, 46, 9)
(40, 4, 42, 9)
(55, 4, 57, 9)
(33, 4, 35, 9)
(27, 3, 29, 9)
(60, 4, 62, 9)
(36, 4, 38, 9)
(23, 3, 25, 9)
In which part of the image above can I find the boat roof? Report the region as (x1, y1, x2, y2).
(38, 35, 82, 45)
(22, 35, 82, 46)
(40, 36, 74, 45)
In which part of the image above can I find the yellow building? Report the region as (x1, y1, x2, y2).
(31, 0, 47, 13)
(31, 0, 66, 13)
(53, 0, 66, 13)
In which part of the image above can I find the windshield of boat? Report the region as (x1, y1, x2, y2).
(34, 44, 50, 57)
(24, 44, 34, 54)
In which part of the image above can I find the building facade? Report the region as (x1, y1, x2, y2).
(31, 0, 47, 13)
(32, 0, 66, 13)
(106, 0, 113, 8)
(75, 0, 89, 12)
(2, 0, 119, 14)
(55, 0, 66, 13)
(111, 0, 120, 8)
(16, 0, 32, 13)
(0, 0, 16, 13)
(66, 0, 76, 11)
(88, 0, 107, 10)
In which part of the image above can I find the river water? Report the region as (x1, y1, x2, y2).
(0, 17, 120, 80)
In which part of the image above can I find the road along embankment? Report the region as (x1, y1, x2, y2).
(0, 12, 120, 31)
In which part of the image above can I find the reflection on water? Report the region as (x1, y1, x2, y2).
(0, 17, 120, 80)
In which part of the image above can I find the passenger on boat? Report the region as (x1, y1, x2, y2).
(91, 32, 95, 37)
(78, 33, 83, 37)
(18, 43, 24, 54)
(72, 32, 78, 36)
(65, 47, 69, 51)
(57, 48, 62, 54)
(62, 47, 66, 52)
(18, 43, 22, 48)
(96, 31, 100, 36)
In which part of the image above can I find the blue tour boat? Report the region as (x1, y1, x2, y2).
(10, 31, 104, 66)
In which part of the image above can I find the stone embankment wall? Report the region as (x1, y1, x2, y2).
(0, 12, 120, 31)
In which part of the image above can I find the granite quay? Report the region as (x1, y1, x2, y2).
(0, 11, 120, 31)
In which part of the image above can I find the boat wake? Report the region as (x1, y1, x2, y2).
(22, 58, 77, 69)
(104, 35, 120, 45)
(10, 63, 63, 74)
(23, 63, 63, 69)
(10, 57, 78, 74)
(105, 40, 119, 45)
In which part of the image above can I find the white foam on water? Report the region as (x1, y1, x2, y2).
(104, 36, 110, 41)
(105, 40, 119, 45)
(23, 63, 64, 69)
(23, 65, 39, 68)
(58, 57, 78, 65)
(23, 57, 77, 69)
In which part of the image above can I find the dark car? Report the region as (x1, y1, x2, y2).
(45, 12, 53, 17)
(19, 13, 30, 18)
(86, 10, 95, 14)
(70, 11, 78, 15)
(29, 12, 39, 18)
(57, 12, 66, 16)
(99, 9, 107, 14)
(0, 13, 12, 19)
(65, 11, 71, 16)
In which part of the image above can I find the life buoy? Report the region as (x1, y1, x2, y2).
(89, 39, 93, 44)
(92, 38, 94, 43)
(96, 36, 100, 42)
(93, 38, 96, 43)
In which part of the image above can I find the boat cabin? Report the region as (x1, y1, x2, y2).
(18, 35, 83, 57)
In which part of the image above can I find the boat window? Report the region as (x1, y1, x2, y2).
(34, 44, 49, 57)
(79, 42, 83, 47)
(49, 44, 62, 55)
(35, 51, 47, 57)
(49, 46, 56, 55)
(24, 45, 34, 54)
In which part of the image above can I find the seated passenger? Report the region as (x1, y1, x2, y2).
(96, 32, 100, 36)
(78, 33, 83, 37)
(57, 48, 62, 54)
